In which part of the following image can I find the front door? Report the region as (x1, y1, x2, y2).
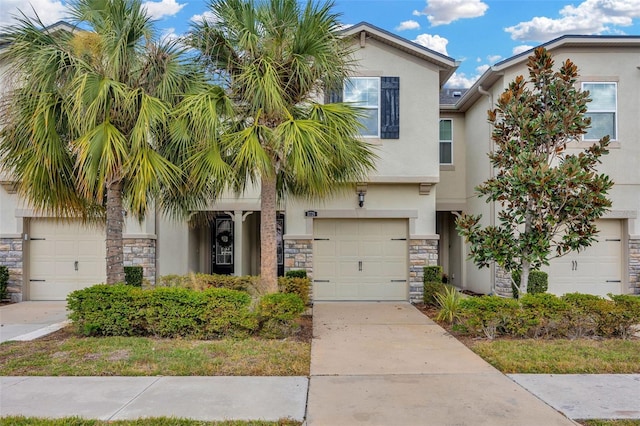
(212, 215, 234, 275)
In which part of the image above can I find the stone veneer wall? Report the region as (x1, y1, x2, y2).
(284, 239, 313, 278)
(494, 266, 512, 298)
(123, 238, 156, 285)
(0, 237, 23, 302)
(630, 239, 640, 294)
(409, 239, 438, 303)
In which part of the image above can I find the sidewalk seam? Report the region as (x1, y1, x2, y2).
(106, 376, 163, 420)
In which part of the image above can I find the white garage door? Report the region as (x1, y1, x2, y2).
(313, 219, 408, 301)
(543, 220, 623, 296)
(29, 219, 106, 300)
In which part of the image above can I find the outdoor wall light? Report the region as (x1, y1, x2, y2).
(358, 191, 365, 207)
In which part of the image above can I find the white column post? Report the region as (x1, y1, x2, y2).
(232, 210, 243, 276)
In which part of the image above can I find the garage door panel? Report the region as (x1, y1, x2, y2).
(313, 218, 408, 301)
(29, 219, 106, 301)
(544, 220, 622, 295)
(339, 240, 359, 256)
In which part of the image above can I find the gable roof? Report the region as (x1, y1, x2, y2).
(341, 22, 459, 87)
(452, 34, 640, 111)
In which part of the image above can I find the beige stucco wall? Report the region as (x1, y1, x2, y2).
(285, 184, 436, 238)
(436, 111, 466, 209)
(459, 79, 505, 294)
(352, 38, 441, 181)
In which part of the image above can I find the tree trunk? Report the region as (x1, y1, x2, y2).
(260, 172, 279, 293)
(519, 207, 534, 297)
(106, 180, 125, 284)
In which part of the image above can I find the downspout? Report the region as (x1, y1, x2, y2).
(478, 85, 497, 295)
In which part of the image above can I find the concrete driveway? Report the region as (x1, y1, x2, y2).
(0, 301, 69, 343)
(307, 302, 575, 426)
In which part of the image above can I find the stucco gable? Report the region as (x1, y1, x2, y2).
(452, 34, 640, 112)
(341, 22, 458, 87)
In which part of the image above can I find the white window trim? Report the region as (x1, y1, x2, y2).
(345, 77, 380, 138)
(439, 118, 453, 165)
(581, 81, 618, 142)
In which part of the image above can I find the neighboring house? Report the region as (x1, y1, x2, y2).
(1, 23, 638, 302)
(444, 35, 640, 298)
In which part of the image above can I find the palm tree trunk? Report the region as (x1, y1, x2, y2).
(106, 180, 125, 284)
(260, 172, 279, 293)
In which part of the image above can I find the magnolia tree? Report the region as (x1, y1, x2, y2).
(456, 47, 613, 297)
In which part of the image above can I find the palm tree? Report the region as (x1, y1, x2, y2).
(0, 0, 197, 284)
(177, 0, 378, 293)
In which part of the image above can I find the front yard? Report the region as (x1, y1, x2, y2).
(0, 316, 311, 377)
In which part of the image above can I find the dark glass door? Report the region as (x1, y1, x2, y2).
(212, 215, 234, 275)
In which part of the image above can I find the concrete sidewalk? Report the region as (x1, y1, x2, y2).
(306, 302, 576, 426)
(1, 376, 308, 421)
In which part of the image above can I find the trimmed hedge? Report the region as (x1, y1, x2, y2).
(124, 266, 144, 287)
(452, 292, 640, 339)
(258, 292, 305, 338)
(423, 266, 442, 283)
(67, 284, 305, 339)
(285, 270, 307, 278)
(423, 266, 445, 305)
(278, 276, 311, 305)
(511, 270, 549, 298)
(0, 265, 8, 300)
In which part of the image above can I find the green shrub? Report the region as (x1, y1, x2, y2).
(67, 284, 258, 339)
(457, 296, 520, 339)
(143, 287, 205, 338)
(609, 294, 640, 339)
(67, 284, 144, 336)
(516, 293, 571, 338)
(124, 266, 144, 287)
(423, 266, 442, 283)
(0, 265, 9, 300)
(257, 293, 305, 338)
(511, 270, 548, 298)
(278, 276, 311, 305)
(434, 286, 462, 323)
(199, 288, 258, 338)
(423, 281, 453, 305)
(285, 270, 307, 278)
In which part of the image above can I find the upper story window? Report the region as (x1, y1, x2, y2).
(344, 77, 380, 137)
(582, 82, 617, 141)
(326, 76, 399, 139)
(439, 119, 453, 164)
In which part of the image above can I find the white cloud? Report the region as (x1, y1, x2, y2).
(505, 0, 640, 41)
(445, 63, 492, 88)
(414, 0, 489, 26)
(191, 10, 219, 24)
(412, 33, 449, 55)
(475, 64, 490, 74)
(513, 45, 534, 55)
(143, 0, 186, 20)
(396, 20, 420, 31)
(445, 71, 479, 88)
(487, 54, 502, 64)
(0, 0, 68, 28)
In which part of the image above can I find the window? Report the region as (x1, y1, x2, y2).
(439, 119, 453, 164)
(582, 82, 617, 141)
(344, 77, 380, 137)
(328, 76, 399, 139)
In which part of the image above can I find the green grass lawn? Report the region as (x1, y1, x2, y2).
(0, 328, 310, 376)
(578, 421, 640, 426)
(468, 338, 640, 374)
(0, 417, 301, 425)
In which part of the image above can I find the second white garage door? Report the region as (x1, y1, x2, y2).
(313, 219, 408, 301)
(543, 220, 623, 296)
(29, 219, 106, 300)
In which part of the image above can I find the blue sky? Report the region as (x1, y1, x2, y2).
(2, 0, 640, 87)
